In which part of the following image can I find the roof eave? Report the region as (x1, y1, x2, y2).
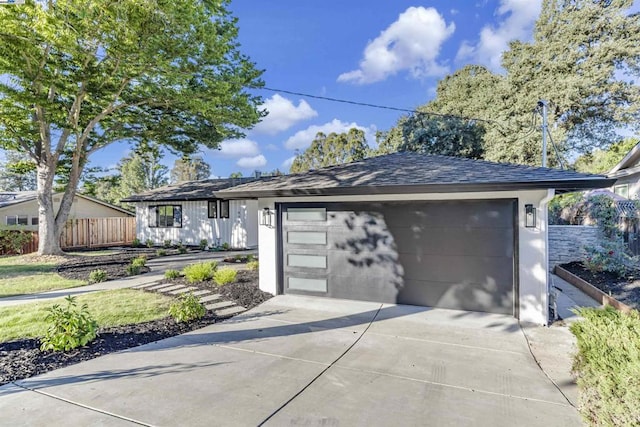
(216, 178, 617, 199)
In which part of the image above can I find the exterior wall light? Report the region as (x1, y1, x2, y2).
(260, 207, 274, 228)
(525, 204, 536, 228)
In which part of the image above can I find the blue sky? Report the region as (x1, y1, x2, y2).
(4, 0, 640, 178)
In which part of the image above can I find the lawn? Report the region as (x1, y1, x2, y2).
(0, 289, 173, 343)
(0, 255, 85, 298)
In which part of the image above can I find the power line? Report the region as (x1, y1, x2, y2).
(260, 86, 498, 125)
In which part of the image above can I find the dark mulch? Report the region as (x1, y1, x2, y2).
(1, 264, 271, 387)
(57, 252, 153, 281)
(560, 261, 640, 309)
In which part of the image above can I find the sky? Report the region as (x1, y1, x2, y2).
(4, 0, 640, 178)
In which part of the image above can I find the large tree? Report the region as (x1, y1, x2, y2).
(573, 137, 639, 174)
(290, 128, 369, 173)
(0, 151, 36, 191)
(0, 0, 263, 254)
(170, 155, 211, 183)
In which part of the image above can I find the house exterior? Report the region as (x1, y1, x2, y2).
(121, 178, 259, 249)
(608, 140, 640, 199)
(218, 152, 614, 325)
(0, 192, 133, 230)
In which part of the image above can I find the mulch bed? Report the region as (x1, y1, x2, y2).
(1, 264, 271, 387)
(560, 261, 640, 309)
(57, 251, 155, 281)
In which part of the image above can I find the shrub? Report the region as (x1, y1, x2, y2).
(164, 269, 180, 279)
(177, 243, 187, 254)
(163, 239, 172, 249)
(88, 269, 108, 283)
(182, 261, 217, 283)
(247, 260, 259, 271)
(131, 238, 142, 248)
(199, 239, 208, 251)
(246, 254, 255, 262)
(169, 292, 206, 323)
(145, 239, 154, 248)
(40, 296, 98, 352)
(156, 249, 167, 257)
(131, 256, 147, 268)
(126, 264, 142, 276)
(221, 242, 230, 251)
(570, 307, 640, 426)
(0, 229, 35, 255)
(214, 267, 237, 286)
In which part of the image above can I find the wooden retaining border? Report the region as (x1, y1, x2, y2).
(554, 265, 634, 313)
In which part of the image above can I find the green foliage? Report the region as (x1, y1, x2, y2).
(126, 265, 141, 276)
(170, 156, 211, 183)
(0, 0, 264, 255)
(88, 269, 108, 284)
(221, 242, 231, 251)
(0, 230, 35, 255)
(177, 243, 187, 254)
(163, 240, 172, 249)
(0, 151, 36, 191)
(290, 128, 369, 173)
(199, 239, 208, 251)
(583, 241, 633, 276)
(570, 307, 640, 426)
(156, 249, 168, 257)
(246, 260, 259, 271)
(548, 192, 586, 225)
(145, 239, 154, 248)
(588, 195, 621, 239)
(213, 267, 237, 286)
(39, 296, 98, 352)
(246, 254, 255, 262)
(131, 256, 147, 268)
(169, 292, 206, 323)
(182, 261, 218, 283)
(573, 138, 639, 174)
(164, 269, 180, 280)
(131, 238, 142, 248)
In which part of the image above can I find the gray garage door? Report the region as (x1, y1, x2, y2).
(281, 200, 516, 315)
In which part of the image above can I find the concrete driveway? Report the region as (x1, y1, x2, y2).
(0, 296, 580, 426)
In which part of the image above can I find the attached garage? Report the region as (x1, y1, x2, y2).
(218, 152, 615, 325)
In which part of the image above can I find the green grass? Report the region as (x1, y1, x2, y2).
(0, 255, 85, 298)
(0, 289, 173, 343)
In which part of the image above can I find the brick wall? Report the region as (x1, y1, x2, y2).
(548, 225, 600, 270)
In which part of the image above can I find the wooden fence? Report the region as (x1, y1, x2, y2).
(0, 217, 136, 255)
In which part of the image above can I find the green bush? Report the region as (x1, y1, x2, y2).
(156, 249, 167, 257)
(145, 239, 154, 248)
(570, 307, 640, 426)
(126, 264, 142, 276)
(131, 256, 147, 268)
(182, 261, 217, 283)
(246, 254, 255, 262)
(131, 238, 142, 248)
(214, 267, 237, 286)
(169, 292, 206, 323)
(221, 242, 230, 251)
(246, 260, 259, 271)
(164, 269, 180, 280)
(88, 269, 108, 283)
(0, 229, 35, 255)
(199, 239, 208, 251)
(163, 239, 172, 249)
(40, 296, 98, 352)
(177, 243, 187, 254)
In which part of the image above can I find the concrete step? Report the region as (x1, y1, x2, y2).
(168, 287, 198, 295)
(132, 281, 162, 289)
(156, 284, 188, 293)
(146, 283, 177, 291)
(199, 294, 222, 303)
(214, 306, 247, 318)
(191, 289, 212, 297)
(204, 300, 235, 311)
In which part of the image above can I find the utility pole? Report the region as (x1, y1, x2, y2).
(538, 100, 548, 168)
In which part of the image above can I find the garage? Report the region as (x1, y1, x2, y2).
(281, 200, 516, 315)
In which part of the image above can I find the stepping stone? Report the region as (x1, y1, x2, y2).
(199, 294, 222, 303)
(169, 287, 197, 295)
(214, 306, 247, 318)
(157, 284, 187, 293)
(191, 289, 212, 297)
(146, 283, 177, 291)
(132, 281, 161, 289)
(205, 300, 235, 311)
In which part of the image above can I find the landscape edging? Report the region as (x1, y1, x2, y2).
(554, 266, 634, 313)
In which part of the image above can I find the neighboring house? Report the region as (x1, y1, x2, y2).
(607, 140, 640, 199)
(121, 178, 259, 249)
(218, 152, 614, 325)
(0, 191, 133, 230)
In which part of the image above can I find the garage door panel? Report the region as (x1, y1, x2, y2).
(397, 278, 513, 314)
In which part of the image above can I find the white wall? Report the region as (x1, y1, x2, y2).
(136, 199, 258, 248)
(257, 189, 552, 325)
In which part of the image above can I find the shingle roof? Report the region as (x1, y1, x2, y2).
(216, 152, 615, 199)
(0, 191, 37, 209)
(120, 177, 258, 202)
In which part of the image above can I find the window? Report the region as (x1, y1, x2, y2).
(149, 205, 182, 228)
(208, 200, 218, 218)
(287, 207, 326, 221)
(220, 200, 230, 219)
(614, 184, 629, 199)
(5, 215, 28, 226)
(31, 217, 39, 226)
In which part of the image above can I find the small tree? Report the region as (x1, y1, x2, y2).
(291, 128, 369, 173)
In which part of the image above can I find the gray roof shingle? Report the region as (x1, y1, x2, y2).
(216, 152, 615, 198)
(120, 178, 257, 202)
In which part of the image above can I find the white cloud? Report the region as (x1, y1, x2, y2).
(237, 155, 267, 169)
(218, 139, 260, 158)
(456, 0, 542, 71)
(337, 7, 455, 84)
(284, 119, 377, 151)
(253, 94, 318, 135)
(282, 156, 297, 170)
(265, 143, 279, 151)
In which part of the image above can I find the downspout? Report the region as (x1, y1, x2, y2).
(540, 189, 555, 325)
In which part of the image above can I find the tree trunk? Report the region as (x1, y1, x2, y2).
(36, 164, 63, 255)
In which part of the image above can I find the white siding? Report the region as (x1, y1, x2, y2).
(136, 200, 258, 248)
(258, 189, 552, 326)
